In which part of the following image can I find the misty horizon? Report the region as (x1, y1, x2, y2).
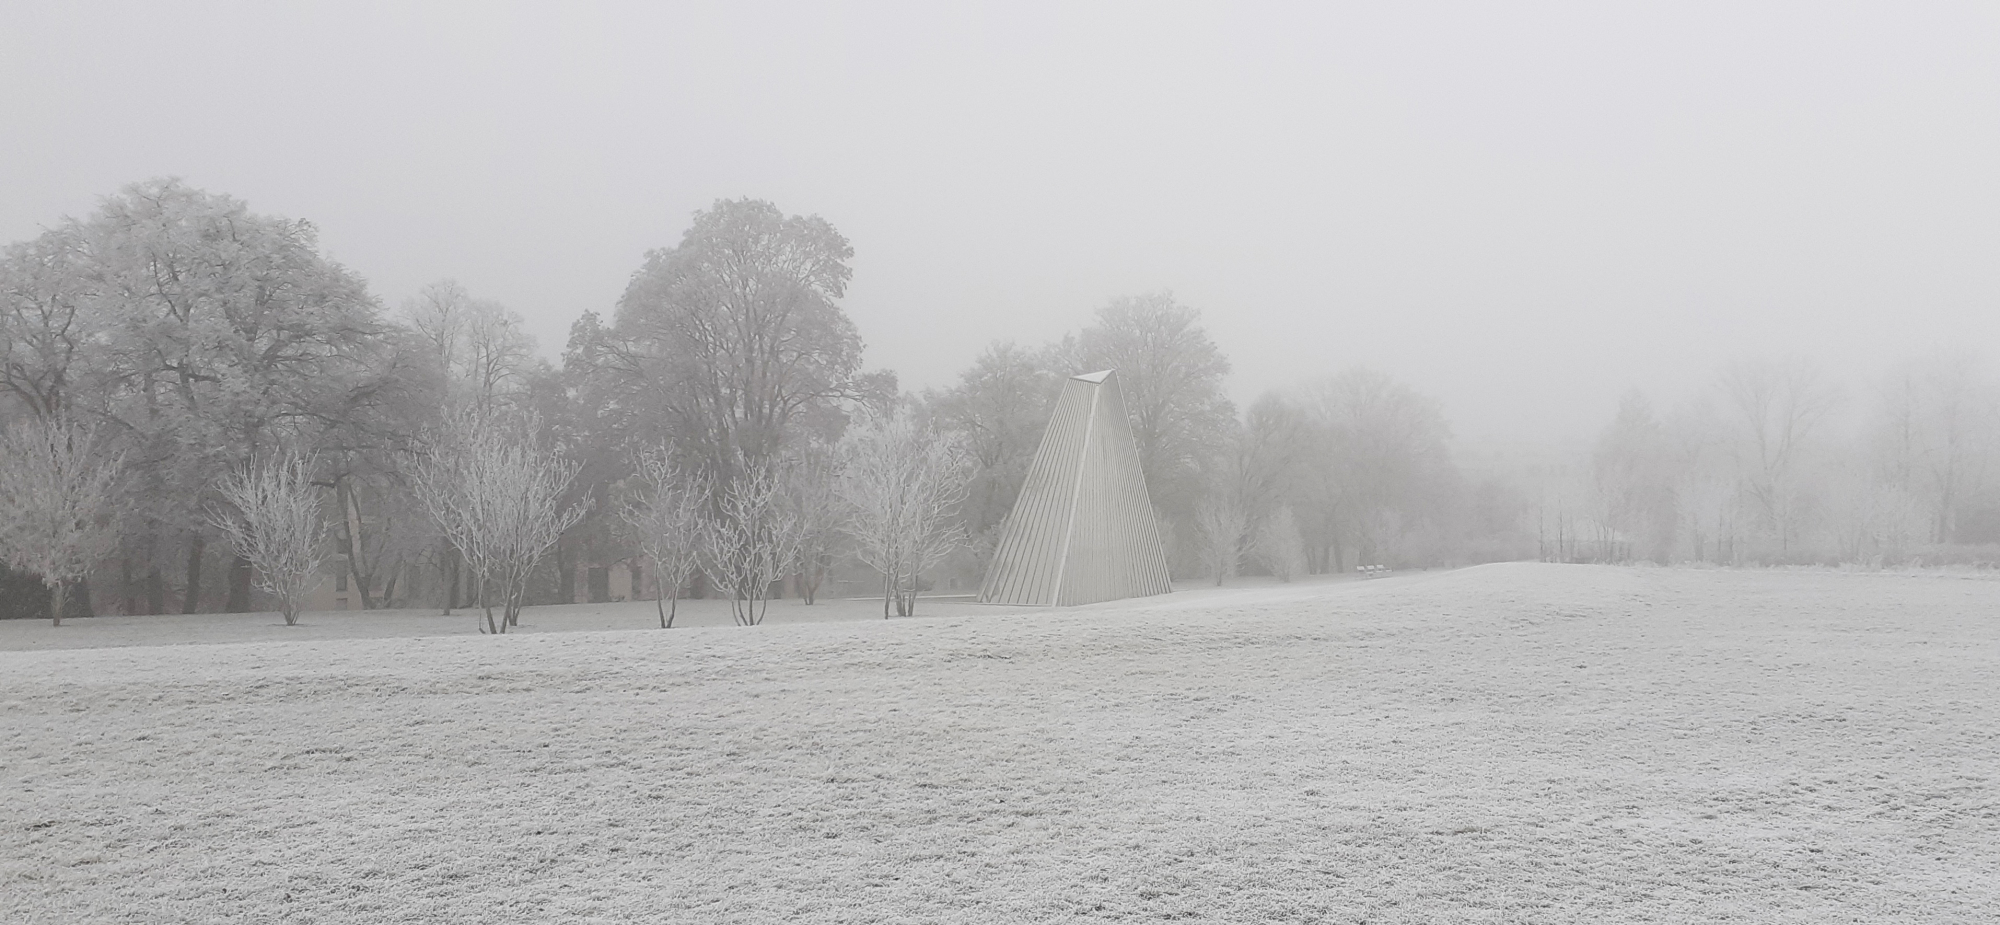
(8, 7, 2000, 921)
(6, 3, 1996, 446)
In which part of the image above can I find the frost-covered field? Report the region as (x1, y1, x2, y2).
(4, 563, 1997, 923)
(0, 592, 1033, 653)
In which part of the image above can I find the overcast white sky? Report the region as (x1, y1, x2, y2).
(4, 2, 1996, 444)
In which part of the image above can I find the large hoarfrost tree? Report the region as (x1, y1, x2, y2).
(208, 452, 327, 626)
(926, 341, 1066, 576)
(412, 411, 588, 634)
(1069, 293, 1235, 554)
(401, 279, 538, 416)
(82, 179, 390, 614)
(623, 448, 709, 628)
(0, 226, 95, 420)
(611, 198, 886, 475)
(399, 280, 543, 609)
(0, 417, 123, 625)
(840, 412, 971, 618)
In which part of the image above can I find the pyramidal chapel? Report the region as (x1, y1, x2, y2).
(978, 369, 1173, 606)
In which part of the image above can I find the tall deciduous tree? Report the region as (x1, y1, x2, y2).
(401, 280, 538, 416)
(611, 199, 880, 475)
(1071, 293, 1234, 565)
(81, 179, 390, 614)
(1717, 358, 1839, 554)
(0, 225, 95, 420)
(0, 416, 123, 625)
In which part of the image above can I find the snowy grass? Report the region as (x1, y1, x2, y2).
(3, 563, 1997, 923)
(0, 591, 1044, 653)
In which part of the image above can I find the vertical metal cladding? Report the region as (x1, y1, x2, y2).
(978, 369, 1173, 606)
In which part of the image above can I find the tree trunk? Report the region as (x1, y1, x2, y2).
(143, 522, 165, 614)
(183, 534, 204, 614)
(442, 546, 459, 614)
(556, 538, 575, 604)
(146, 564, 165, 615)
(49, 579, 65, 627)
(226, 555, 253, 612)
(341, 480, 378, 610)
(479, 576, 500, 634)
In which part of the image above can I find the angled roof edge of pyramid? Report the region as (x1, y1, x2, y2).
(1072, 369, 1114, 383)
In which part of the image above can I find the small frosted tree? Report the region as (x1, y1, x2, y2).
(623, 448, 709, 628)
(0, 417, 123, 626)
(412, 411, 588, 634)
(1195, 494, 1248, 586)
(1253, 505, 1307, 582)
(698, 458, 801, 626)
(209, 452, 327, 626)
(840, 412, 970, 618)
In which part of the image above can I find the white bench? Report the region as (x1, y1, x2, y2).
(1357, 564, 1390, 579)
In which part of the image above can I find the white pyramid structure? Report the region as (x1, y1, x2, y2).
(978, 369, 1172, 606)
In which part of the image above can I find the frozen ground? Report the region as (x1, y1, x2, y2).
(0, 590, 1053, 653)
(3, 563, 1996, 923)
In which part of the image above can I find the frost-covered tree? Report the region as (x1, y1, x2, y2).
(1593, 391, 1678, 562)
(783, 446, 845, 605)
(412, 411, 588, 634)
(0, 225, 94, 420)
(623, 448, 709, 628)
(1718, 358, 1839, 555)
(1873, 353, 1996, 544)
(698, 458, 799, 626)
(82, 179, 389, 614)
(926, 342, 1067, 562)
(1195, 492, 1249, 585)
(1068, 293, 1235, 556)
(1293, 368, 1456, 571)
(209, 452, 327, 626)
(839, 412, 970, 618)
(1254, 506, 1307, 582)
(612, 198, 888, 474)
(401, 280, 538, 416)
(0, 417, 123, 625)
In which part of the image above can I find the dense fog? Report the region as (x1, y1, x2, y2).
(4, 4, 1998, 619)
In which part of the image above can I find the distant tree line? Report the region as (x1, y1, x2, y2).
(1, 178, 1531, 624)
(1562, 355, 2000, 567)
